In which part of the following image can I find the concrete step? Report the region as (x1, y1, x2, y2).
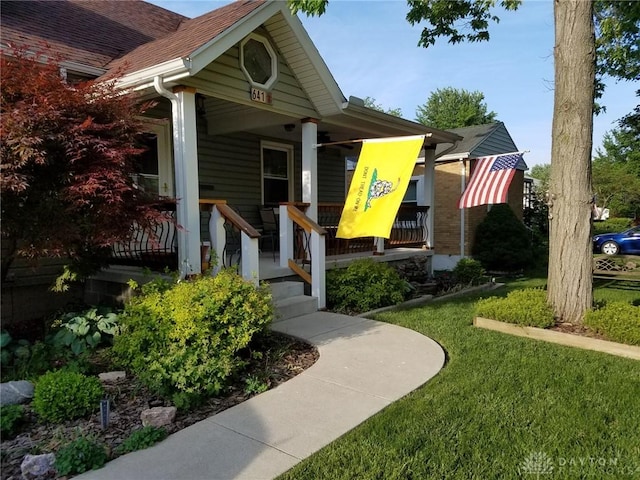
(269, 281, 305, 302)
(274, 295, 318, 322)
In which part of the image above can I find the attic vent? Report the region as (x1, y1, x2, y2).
(240, 33, 277, 90)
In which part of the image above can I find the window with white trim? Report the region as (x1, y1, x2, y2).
(133, 122, 173, 197)
(261, 142, 293, 205)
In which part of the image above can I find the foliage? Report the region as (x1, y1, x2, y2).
(415, 87, 497, 129)
(32, 370, 103, 423)
(55, 436, 108, 476)
(592, 217, 633, 235)
(244, 374, 269, 395)
(363, 97, 403, 117)
(50, 307, 120, 356)
(528, 164, 550, 198)
(326, 259, 411, 314)
(0, 333, 53, 382)
(475, 288, 555, 328)
(584, 301, 640, 345)
(0, 405, 25, 438)
(594, 1, 640, 83)
(0, 47, 170, 285)
(115, 426, 168, 454)
(113, 270, 273, 405)
(452, 258, 485, 286)
(472, 204, 533, 272)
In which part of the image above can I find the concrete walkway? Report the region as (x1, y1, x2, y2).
(76, 312, 445, 480)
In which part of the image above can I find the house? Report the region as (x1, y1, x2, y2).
(428, 122, 528, 270)
(1, 0, 461, 320)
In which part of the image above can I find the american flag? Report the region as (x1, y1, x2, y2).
(457, 153, 523, 209)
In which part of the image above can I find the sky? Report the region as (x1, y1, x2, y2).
(148, 0, 638, 169)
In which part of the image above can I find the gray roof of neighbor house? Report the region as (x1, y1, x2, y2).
(434, 121, 527, 170)
(1, 0, 186, 71)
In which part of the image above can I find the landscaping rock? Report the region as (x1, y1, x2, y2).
(0, 380, 34, 406)
(20, 453, 56, 479)
(141, 406, 177, 428)
(99, 371, 127, 382)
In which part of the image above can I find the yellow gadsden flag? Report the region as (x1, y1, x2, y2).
(337, 135, 425, 239)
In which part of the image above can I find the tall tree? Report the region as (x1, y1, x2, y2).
(528, 164, 551, 198)
(0, 49, 169, 286)
(415, 87, 497, 129)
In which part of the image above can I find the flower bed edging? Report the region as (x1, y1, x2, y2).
(474, 317, 640, 361)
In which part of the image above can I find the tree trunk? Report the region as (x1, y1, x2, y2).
(547, 0, 595, 323)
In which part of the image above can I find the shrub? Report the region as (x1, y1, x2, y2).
(55, 437, 108, 476)
(584, 302, 640, 345)
(472, 204, 534, 272)
(115, 426, 167, 454)
(452, 258, 485, 286)
(113, 270, 273, 405)
(0, 405, 24, 438)
(326, 258, 410, 314)
(592, 217, 632, 236)
(32, 370, 103, 423)
(476, 288, 555, 328)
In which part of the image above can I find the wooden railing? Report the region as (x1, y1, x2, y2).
(201, 200, 261, 284)
(317, 203, 430, 255)
(279, 203, 327, 309)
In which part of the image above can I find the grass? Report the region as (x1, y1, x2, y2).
(278, 274, 640, 480)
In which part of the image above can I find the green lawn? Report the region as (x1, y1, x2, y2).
(279, 277, 640, 479)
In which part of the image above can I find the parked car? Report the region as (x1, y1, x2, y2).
(592, 226, 640, 255)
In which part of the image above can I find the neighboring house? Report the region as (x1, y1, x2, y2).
(1, 0, 460, 317)
(428, 122, 528, 270)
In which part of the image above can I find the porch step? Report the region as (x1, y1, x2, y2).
(273, 295, 318, 323)
(269, 281, 305, 302)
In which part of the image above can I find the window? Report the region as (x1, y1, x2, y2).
(403, 180, 418, 204)
(262, 142, 292, 205)
(240, 33, 277, 89)
(133, 122, 173, 197)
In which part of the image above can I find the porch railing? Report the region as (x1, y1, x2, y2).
(317, 203, 430, 255)
(279, 203, 327, 309)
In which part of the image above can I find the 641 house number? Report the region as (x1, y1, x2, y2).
(250, 87, 272, 105)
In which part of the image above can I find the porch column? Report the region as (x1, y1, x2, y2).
(301, 118, 318, 221)
(423, 145, 436, 250)
(171, 86, 201, 277)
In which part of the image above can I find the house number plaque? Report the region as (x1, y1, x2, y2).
(250, 87, 272, 105)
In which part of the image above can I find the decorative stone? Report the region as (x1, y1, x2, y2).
(140, 406, 177, 428)
(0, 380, 34, 406)
(98, 371, 127, 382)
(20, 453, 56, 479)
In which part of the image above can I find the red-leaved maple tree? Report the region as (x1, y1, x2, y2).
(1, 48, 170, 285)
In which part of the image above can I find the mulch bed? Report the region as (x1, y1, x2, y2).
(0, 332, 319, 480)
(548, 322, 609, 341)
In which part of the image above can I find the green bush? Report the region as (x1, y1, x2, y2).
(476, 288, 555, 328)
(115, 426, 167, 454)
(472, 204, 534, 272)
(452, 258, 485, 286)
(32, 370, 103, 423)
(584, 302, 640, 345)
(326, 258, 410, 314)
(0, 405, 24, 438)
(592, 218, 632, 236)
(55, 436, 108, 476)
(113, 270, 273, 405)
(0, 333, 54, 382)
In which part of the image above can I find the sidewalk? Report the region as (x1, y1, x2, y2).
(76, 311, 445, 480)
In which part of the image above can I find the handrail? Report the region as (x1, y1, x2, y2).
(216, 204, 261, 239)
(286, 205, 327, 236)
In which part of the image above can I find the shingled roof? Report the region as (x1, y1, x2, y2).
(107, 0, 267, 76)
(1, 0, 186, 70)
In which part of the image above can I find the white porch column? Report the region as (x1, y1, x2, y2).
(171, 86, 201, 277)
(301, 118, 318, 221)
(423, 145, 436, 250)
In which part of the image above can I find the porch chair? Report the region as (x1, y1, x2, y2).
(259, 207, 278, 261)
